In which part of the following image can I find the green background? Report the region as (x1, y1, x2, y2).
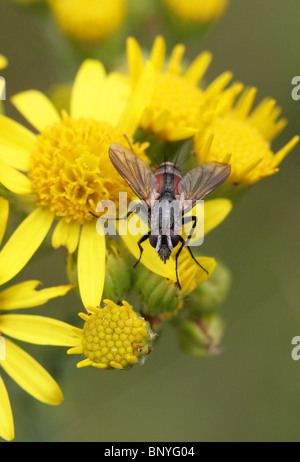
(0, 0, 300, 442)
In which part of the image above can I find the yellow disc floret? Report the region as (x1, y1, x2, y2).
(29, 112, 148, 224)
(71, 300, 152, 370)
(141, 73, 205, 140)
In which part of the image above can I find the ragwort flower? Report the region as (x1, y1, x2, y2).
(194, 86, 299, 184)
(0, 59, 154, 309)
(68, 300, 153, 370)
(163, 0, 230, 24)
(48, 0, 127, 43)
(0, 55, 8, 71)
(127, 35, 233, 141)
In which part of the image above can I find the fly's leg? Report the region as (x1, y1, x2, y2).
(89, 206, 137, 221)
(133, 232, 151, 268)
(175, 236, 185, 290)
(181, 215, 209, 275)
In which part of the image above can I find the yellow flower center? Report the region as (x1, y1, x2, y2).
(29, 113, 147, 224)
(143, 73, 205, 138)
(81, 301, 151, 369)
(195, 117, 274, 184)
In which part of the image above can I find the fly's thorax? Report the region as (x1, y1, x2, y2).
(155, 162, 182, 177)
(154, 162, 183, 196)
(150, 198, 182, 235)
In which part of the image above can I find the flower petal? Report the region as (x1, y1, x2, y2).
(94, 72, 131, 127)
(0, 114, 36, 152)
(11, 90, 61, 133)
(118, 60, 155, 137)
(126, 36, 144, 86)
(185, 51, 212, 84)
(0, 207, 55, 285)
(0, 338, 63, 405)
(77, 221, 106, 308)
(0, 281, 74, 310)
(0, 158, 34, 195)
(0, 315, 81, 346)
(204, 199, 233, 234)
(179, 253, 216, 295)
(70, 59, 106, 119)
(150, 36, 166, 71)
(0, 145, 31, 171)
(167, 126, 198, 141)
(167, 44, 186, 74)
(0, 375, 14, 442)
(52, 218, 81, 254)
(0, 197, 9, 247)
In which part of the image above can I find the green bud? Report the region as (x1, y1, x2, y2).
(102, 240, 132, 302)
(134, 264, 182, 316)
(177, 314, 224, 358)
(186, 260, 231, 314)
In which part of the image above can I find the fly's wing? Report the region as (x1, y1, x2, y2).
(109, 142, 158, 206)
(179, 162, 231, 212)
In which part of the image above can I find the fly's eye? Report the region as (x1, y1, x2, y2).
(149, 234, 158, 248)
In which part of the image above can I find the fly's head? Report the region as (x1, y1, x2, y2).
(149, 231, 179, 264)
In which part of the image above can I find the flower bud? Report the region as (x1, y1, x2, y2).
(186, 260, 231, 314)
(102, 241, 132, 302)
(133, 264, 182, 316)
(177, 314, 224, 357)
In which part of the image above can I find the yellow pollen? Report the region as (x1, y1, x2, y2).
(29, 113, 147, 224)
(80, 301, 150, 369)
(142, 73, 205, 139)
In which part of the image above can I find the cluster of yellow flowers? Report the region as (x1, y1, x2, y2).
(0, 0, 298, 442)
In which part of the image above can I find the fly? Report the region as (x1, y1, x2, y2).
(105, 142, 231, 289)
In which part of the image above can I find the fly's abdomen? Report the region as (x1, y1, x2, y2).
(150, 199, 182, 235)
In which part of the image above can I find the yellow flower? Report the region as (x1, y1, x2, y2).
(127, 36, 233, 141)
(194, 87, 299, 184)
(48, 0, 127, 43)
(0, 59, 154, 309)
(163, 0, 229, 24)
(0, 55, 8, 71)
(68, 300, 153, 370)
(0, 198, 80, 441)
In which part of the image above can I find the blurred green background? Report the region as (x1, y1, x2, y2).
(0, 0, 300, 442)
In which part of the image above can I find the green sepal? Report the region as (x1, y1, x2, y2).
(177, 314, 224, 358)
